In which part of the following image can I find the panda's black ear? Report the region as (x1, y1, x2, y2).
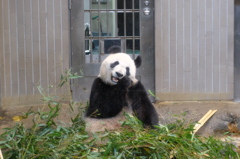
(134, 56, 142, 68)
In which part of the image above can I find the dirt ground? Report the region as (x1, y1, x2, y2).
(0, 101, 240, 147)
(155, 101, 240, 135)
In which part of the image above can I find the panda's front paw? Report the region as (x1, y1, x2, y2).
(118, 76, 132, 88)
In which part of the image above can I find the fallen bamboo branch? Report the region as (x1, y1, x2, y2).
(170, 109, 217, 158)
(193, 109, 217, 134)
(0, 148, 3, 159)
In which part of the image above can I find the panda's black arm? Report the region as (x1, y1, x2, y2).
(86, 78, 113, 118)
(128, 81, 159, 128)
(86, 77, 129, 118)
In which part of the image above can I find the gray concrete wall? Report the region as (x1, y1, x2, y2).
(0, 0, 235, 106)
(155, 0, 234, 100)
(0, 0, 70, 107)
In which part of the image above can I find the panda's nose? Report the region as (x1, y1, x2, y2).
(116, 72, 123, 78)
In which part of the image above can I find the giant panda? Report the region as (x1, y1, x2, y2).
(85, 53, 159, 133)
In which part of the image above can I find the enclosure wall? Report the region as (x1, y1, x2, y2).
(155, 0, 234, 100)
(0, 0, 70, 107)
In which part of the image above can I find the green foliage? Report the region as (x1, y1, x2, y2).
(0, 110, 239, 159)
(58, 68, 83, 88)
(0, 69, 239, 158)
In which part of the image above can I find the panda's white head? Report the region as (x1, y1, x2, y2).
(98, 53, 142, 85)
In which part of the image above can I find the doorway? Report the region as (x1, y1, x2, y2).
(70, 0, 155, 101)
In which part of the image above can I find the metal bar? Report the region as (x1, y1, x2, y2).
(89, 1, 93, 63)
(68, 0, 72, 9)
(84, 9, 139, 12)
(122, 38, 126, 52)
(98, 0, 101, 62)
(115, 1, 118, 38)
(133, 0, 135, 56)
(106, 0, 109, 36)
(85, 36, 140, 40)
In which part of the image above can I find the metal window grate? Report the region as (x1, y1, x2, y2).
(84, 0, 140, 63)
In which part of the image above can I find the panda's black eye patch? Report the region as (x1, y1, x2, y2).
(126, 67, 130, 76)
(110, 61, 119, 68)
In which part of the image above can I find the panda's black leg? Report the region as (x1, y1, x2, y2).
(128, 81, 159, 128)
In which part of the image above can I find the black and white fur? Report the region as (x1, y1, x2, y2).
(85, 53, 159, 132)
